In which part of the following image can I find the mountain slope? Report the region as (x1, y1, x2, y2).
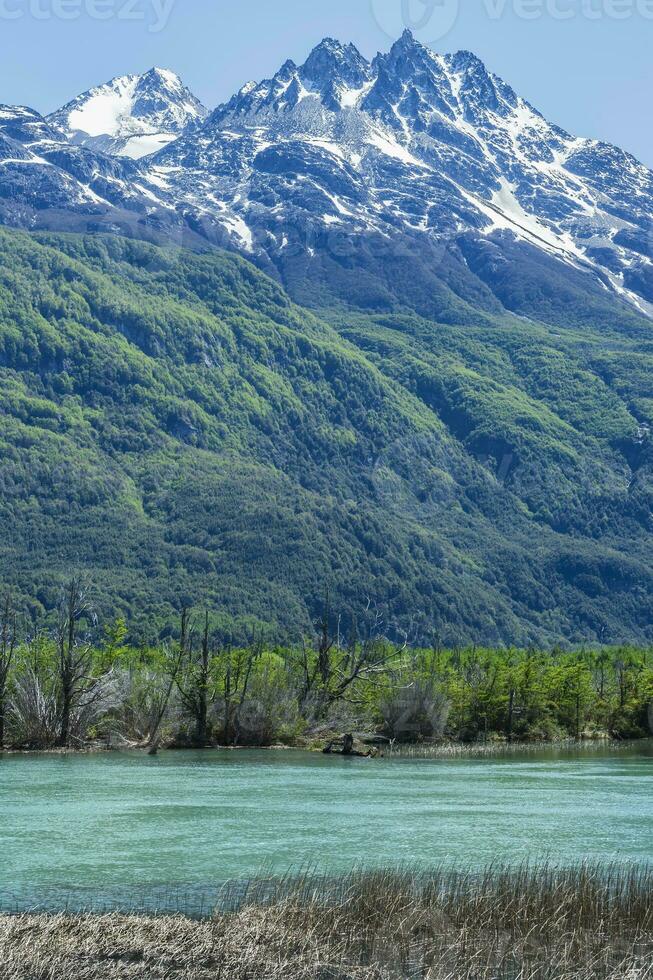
(48, 68, 207, 159)
(0, 103, 164, 232)
(0, 228, 652, 643)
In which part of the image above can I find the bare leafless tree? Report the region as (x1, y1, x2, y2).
(175, 610, 217, 746)
(52, 580, 118, 748)
(317, 590, 336, 687)
(329, 633, 407, 705)
(297, 598, 407, 718)
(8, 667, 60, 748)
(0, 594, 17, 748)
(150, 606, 191, 749)
(56, 579, 93, 748)
(296, 635, 318, 710)
(223, 634, 264, 745)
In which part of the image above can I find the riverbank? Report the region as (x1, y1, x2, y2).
(2, 734, 650, 758)
(1, 864, 651, 979)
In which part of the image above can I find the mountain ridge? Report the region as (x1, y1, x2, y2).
(1, 31, 648, 320)
(162, 29, 651, 316)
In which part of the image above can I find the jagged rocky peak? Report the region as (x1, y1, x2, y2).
(368, 34, 516, 122)
(365, 29, 458, 123)
(383, 28, 435, 63)
(300, 37, 371, 87)
(48, 68, 208, 159)
(130, 67, 201, 115)
(213, 38, 374, 119)
(447, 48, 489, 72)
(443, 49, 519, 118)
(373, 29, 450, 81)
(275, 59, 299, 83)
(298, 39, 372, 111)
(214, 32, 521, 123)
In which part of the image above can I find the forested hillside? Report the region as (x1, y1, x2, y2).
(0, 228, 652, 644)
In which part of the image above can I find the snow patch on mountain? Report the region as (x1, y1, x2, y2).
(49, 68, 207, 159)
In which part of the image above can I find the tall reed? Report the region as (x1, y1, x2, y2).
(1, 863, 651, 978)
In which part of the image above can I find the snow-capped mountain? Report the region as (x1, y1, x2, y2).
(48, 68, 207, 159)
(0, 33, 652, 319)
(136, 32, 652, 315)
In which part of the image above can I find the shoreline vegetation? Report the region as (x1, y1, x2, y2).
(0, 583, 652, 753)
(3, 736, 652, 760)
(1, 863, 651, 979)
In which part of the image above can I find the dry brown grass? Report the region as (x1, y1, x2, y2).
(1, 864, 651, 979)
(386, 739, 639, 760)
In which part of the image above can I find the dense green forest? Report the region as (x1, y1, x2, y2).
(0, 228, 652, 645)
(0, 587, 651, 750)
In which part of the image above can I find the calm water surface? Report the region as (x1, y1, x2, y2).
(1, 743, 652, 911)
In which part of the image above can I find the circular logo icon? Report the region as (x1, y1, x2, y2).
(371, 0, 460, 45)
(372, 431, 458, 522)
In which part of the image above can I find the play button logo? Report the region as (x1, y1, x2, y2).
(370, 0, 460, 44)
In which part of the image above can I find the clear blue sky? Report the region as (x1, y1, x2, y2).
(1, 0, 652, 165)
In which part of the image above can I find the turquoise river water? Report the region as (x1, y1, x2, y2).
(1, 743, 652, 912)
